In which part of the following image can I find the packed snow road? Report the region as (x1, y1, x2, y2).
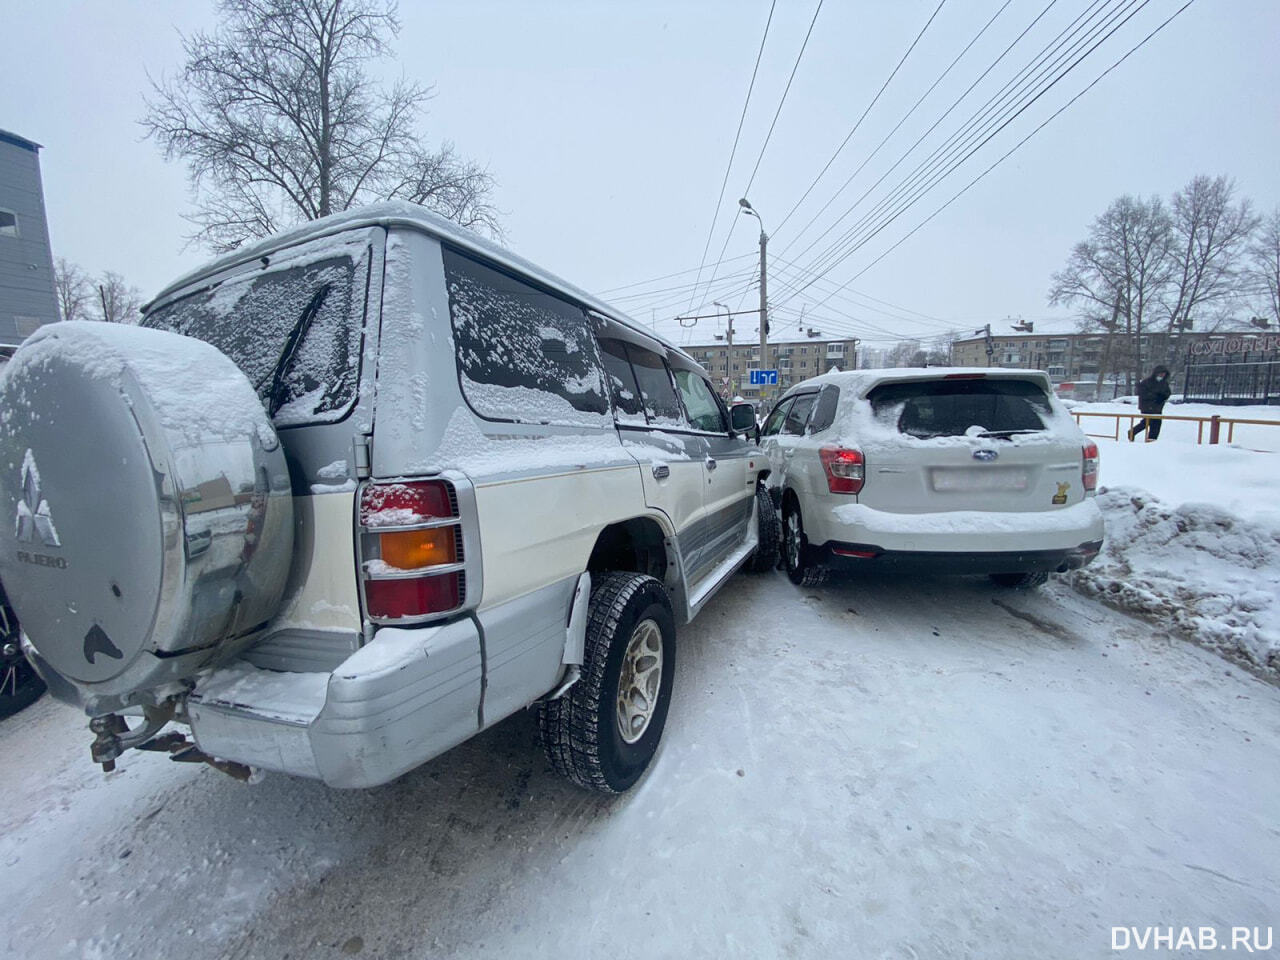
(3, 573, 1277, 960)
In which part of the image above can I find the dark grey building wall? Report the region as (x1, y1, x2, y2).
(0, 131, 60, 347)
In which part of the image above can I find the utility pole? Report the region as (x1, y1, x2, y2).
(714, 301, 734, 397)
(975, 323, 994, 366)
(758, 228, 769, 404)
(739, 198, 769, 407)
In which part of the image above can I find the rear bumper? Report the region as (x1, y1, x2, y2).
(810, 497, 1105, 555)
(820, 539, 1104, 575)
(188, 616, 483, 788)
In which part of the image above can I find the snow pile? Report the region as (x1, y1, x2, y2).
(1074, 487, 1280, 681)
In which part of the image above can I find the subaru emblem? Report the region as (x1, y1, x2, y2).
(973, 449, 998, 462)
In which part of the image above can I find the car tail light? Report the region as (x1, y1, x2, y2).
(1082, 442, 1099, 492)
(359, 480, 464, 621)
(820, 446, 865, 495)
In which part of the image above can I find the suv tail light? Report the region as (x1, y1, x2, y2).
(1082, 442, 1099, 492)
(820, 446, 865, 495)
(359, 480, 465, 621)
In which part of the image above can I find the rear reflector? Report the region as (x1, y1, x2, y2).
(365, 573, 461, 620)
(831, 546, 879, 559)
(820, 446, 865, 495)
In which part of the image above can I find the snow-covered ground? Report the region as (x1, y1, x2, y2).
(1069, 399, 1280, 453)
(1061, 402, 1280, 680)
(3, 574, 1278, 959)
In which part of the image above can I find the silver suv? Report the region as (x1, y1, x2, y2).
(0, 203, 778, 792)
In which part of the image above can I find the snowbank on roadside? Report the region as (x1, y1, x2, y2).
(1074, 487, 1280, 681)
(1094, 435, 1280, 526)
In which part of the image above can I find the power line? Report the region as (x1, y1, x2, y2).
(777, 0, 1068, 263)
(774, 0, 1016, 250)
(742, 0, 827, 198)
(795, 0, 1137, 284)
(781, 0, 1145, 302)
(688, 0, 826, 315)
(772, 0, 953, 238)
(596, 253, 756, 297)
(684, 0, 778, 315)
(804, 0, 1200, 312)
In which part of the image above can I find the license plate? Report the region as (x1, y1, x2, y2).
(930, 468, 1029, 492)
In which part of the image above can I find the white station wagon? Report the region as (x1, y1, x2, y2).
(759, 368, 1104, 587)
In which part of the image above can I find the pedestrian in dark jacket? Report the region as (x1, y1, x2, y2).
(1129, 366, 1172, 441)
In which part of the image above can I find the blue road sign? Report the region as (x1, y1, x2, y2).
(749, 369, 779, 385)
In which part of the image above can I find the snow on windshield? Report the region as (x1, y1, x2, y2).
(443, 247, 609, 427)
(144, 242, 370, 427)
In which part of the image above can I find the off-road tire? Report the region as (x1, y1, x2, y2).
(747, 485, 781, 573)
(989, 571, 1050, 589)
(0, 658, 46, 719)
(783, 500, 828, 587)
(538, 572, 676, 793)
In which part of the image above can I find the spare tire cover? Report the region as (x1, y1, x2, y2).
(0, 321, 293, 698)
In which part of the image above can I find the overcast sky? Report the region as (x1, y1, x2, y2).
(3, 1, 1277, 349)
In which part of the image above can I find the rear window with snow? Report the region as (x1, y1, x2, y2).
(144, 244, 370, 427)
(442, 247, 609, 426)
(869, 378, 1050, 438)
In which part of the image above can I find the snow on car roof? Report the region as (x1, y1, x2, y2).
(145, 200, 691, 361)
(790, 367, 1053, 398)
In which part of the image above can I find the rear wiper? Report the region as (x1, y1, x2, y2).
(257, 284, 331, 417)
(977, 429, 1040, 439)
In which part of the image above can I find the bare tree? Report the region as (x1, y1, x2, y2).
(886, 338, 923, 368)
(1161, 176, 1258, 348)
(143, 0, 499, 252)
(53, 258, 94, 322)
(1049, 195, 1174, 389)
(1246, 207, 1280, 323)
(94, 272, 143, 324)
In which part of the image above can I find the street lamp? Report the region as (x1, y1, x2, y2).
(739, 198, 769, 404)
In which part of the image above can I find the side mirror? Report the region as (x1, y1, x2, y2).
(730, 402, 755, 435)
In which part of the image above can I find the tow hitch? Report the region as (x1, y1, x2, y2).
(88, 703, 252, 781)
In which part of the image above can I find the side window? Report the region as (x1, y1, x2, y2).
(782, 394, 817, 435)
(0, 209, 17, 238)
(672, 369, 726, 433)
(627, 346, 686, 427)
(598, 338, 647, 425)
(442, 247, 609, 426)
(761, 398, 793, 437)
(808, 384, 841, 433)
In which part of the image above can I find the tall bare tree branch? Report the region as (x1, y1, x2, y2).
(142, 0, 500, 252)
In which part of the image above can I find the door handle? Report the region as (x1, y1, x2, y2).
(651, 463, 670, 480)
(783, 449, 795, 460)
(705, 458, 718, 471)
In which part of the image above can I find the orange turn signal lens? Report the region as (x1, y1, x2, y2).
(378, 527, 457, 570)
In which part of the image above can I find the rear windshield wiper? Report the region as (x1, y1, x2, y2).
(977, 429, 1041, 439)
(256, 284, 331, 417)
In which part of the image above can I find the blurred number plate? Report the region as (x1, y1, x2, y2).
(930, 468, 1029, 492)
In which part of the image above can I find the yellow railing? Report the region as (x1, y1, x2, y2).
(1072, 411, 1280, 444)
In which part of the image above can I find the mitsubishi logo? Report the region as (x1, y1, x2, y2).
(15, 449, 60, 547)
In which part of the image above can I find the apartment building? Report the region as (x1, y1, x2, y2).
(684, 336, 861, 400)
(950, 329, 1271, 384)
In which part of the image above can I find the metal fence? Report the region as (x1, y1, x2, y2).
(1181, 359, 1280, 405)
